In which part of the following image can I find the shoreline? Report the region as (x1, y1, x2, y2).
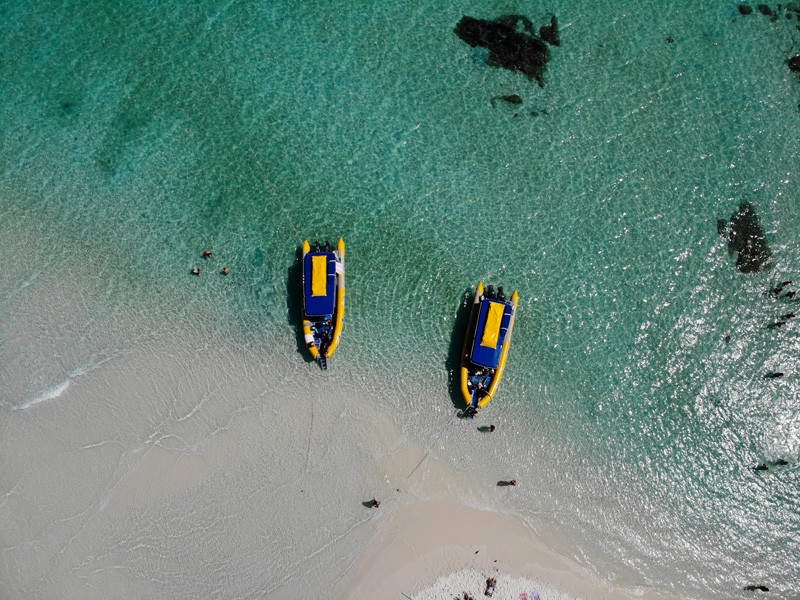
(340, 498, 682, 600)
(1, 271, 686, 600)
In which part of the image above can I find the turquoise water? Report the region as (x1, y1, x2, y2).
(2, 0, 800, 598)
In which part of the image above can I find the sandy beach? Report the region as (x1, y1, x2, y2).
(341, 498, 681, 600)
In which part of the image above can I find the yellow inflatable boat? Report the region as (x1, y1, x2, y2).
(460, 282, 519, 418)
(301, 238, 345, 369)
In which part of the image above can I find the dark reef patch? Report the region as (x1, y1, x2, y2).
(738, 5, 800, 80)
(454, 14, 559, 87)
(491, 94, 523, 107)
(539, 16, 561, 47)
(719, 202, 773, 273)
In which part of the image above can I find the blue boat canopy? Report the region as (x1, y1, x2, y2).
(304, 251, 336, 317)
(470, 299, 513, 368)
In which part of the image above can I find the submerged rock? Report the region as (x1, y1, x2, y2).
(788, 55, 800, 72)
(454, 15, 554, 86)
(491, 94, 523, 106)
(722, 202, 773, 273)
(539, 15, 561, 46)
(739, 4, 754, 14)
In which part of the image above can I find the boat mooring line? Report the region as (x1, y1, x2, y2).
(416, 191, 473, 287)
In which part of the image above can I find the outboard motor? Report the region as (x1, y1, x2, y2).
(497, 286, 505, 301)
(486, 285, 495, 299)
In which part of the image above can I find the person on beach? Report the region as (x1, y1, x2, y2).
(510, 479, 517, 486)
(370, 498, 380, 508)
(484, 576, 497, 596)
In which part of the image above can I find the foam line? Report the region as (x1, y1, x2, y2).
(15, 379, 71, 410)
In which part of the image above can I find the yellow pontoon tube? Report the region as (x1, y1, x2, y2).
(460, 283, 519, 417)
(301, 238, 345, 369)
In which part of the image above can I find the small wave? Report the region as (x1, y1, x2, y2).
(15, 379, 72, 410)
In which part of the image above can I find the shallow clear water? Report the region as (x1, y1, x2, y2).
(2, 0, 800, 598)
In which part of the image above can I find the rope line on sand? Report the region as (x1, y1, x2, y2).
(404, 414, 463, 482)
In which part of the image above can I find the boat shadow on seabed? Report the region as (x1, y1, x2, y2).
(446, 287, 476, 415)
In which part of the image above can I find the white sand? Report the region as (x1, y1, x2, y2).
(339, 499, 680, 600)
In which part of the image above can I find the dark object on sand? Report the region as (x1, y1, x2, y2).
(744, 584, 769, 592)
(739, 4, 754, 15)
(719, 202, 772, 273)
(491, 94, 523, 106)
(454, 15, 555, 86)
(498, 479, 518, 486)
(485, 577, 497, 597)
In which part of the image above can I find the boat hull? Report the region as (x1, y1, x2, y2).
(460, 283, 519, 417)
(301, 238, 345, 367)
